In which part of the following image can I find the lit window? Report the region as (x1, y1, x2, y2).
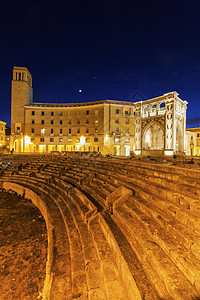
(95, 129, 98, 133)
(17, 127, 20, 133)
(68, 138, 72, 142)
(95, 120, 98, 123)
(41, 128, 45, 134)
(59, 138, 63, 142)
(86, 138, 90, 142)
(125, 138, 130, 143)
(115, 138, 120, 142)
(76, 138, 80, 143)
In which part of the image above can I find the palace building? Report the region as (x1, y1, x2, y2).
(0, 120, 6, 147)
(10, 66, 188, 156)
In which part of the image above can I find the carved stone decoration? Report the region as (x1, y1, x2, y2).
(165, 102, 174, 150)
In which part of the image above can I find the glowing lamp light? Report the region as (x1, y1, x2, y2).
(135, 150, 141, 155)
(24, 136, 31, 146)
(164, 150, 174, 156)
(80, 136, 85, 145)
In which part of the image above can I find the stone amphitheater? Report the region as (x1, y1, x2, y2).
(1, 154, 200, 300)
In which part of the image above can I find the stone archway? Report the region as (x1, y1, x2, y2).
(143, 122, 164, 151)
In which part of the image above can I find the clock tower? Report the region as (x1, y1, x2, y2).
(11, 66, 33, 135)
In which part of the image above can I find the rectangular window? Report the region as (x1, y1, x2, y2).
(31, 128, 35, 134)
(86, 128, 89, 134)
(116, 109, 119, 114)
(50, 138, 54, 142)
(59, 112, 63, 116)
(60, 120, 63, 125)
(41, 111, 44, 116)
(60, 129, 63, 134)
(95, 120, 98, 124)
(86, 110, 89, 115)
(31, 120, 35, 124)
(68, 128, 71, 134)
(115, 119, 119, 124)
(125, 138, 130, 143)
(17, 127, 20, 133)
(76, 138, 80, 143)
(41, 128, 45, 134)
(77, 128, 80, 134)
(32, 111, 35, 116)
(68, 138, 72, 142)
(86, 138, 90, 142)
(51, 112, 54, 116)
(59, 138, 63, 142)
(51, 129, 54, 135)
(197, 133, 200, 137)
(68, 120, 72, 124)
(95, 128, 98, 133)
(41, 120, 44, 125)
(94, 137, 98, 142)
(40, 138, 44, 142)
(51, 120, 54, 125)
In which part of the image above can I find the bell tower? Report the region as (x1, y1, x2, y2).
(11, 66, 33, 134)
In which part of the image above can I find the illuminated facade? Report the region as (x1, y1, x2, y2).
(11, 66, 188, 155)
(186, 128, 200, 155)
(0, 120, 6, 147)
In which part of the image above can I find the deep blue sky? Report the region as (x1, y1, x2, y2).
(1, 0, 200, 127)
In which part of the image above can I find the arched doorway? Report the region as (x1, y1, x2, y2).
(143, 122, 164, 150)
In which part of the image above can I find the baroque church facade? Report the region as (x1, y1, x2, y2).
(10, 66, 188, 156)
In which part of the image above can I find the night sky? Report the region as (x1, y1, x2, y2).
(1, 1, 200, 127)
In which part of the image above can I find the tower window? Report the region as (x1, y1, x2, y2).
(31, 111, 35, 116)
(51, 112, 54, 116)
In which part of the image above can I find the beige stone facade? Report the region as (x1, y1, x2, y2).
(186, 127, 200, 156)
(0, 120, 6, 146)
(10, 66, 188, 155)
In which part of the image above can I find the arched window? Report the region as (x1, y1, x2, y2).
(143, 123, 164, 150)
